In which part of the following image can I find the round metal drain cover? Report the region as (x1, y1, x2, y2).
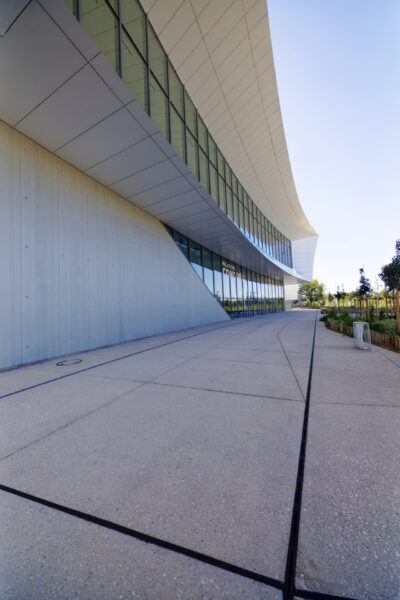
(56, 358, 82, 366)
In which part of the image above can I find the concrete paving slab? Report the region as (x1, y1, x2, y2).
(0, 492, 282, 600)
(295, 317, 400, 599)
(154, 356, 304, 401)
(312, 323, 400, 406)
(0, 383, 304, 580)
(0, 374, 141, 459)
(82, 349, 194, 383)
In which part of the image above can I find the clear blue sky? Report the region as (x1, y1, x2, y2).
(268, 0, 400, 293)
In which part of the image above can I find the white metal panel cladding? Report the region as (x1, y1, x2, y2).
(0, 123, 228, 370)
(141, 0, 316, 241)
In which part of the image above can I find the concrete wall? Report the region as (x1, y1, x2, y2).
(0, 122, 228, 370)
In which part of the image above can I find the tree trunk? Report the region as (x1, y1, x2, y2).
(396, 289, 400, 331)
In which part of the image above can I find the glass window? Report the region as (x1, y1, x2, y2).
(239, 201, 244, 232)
(190, 241, 203, 279)
(208, 134, 217, 166)
(203, 249, 214, 294)
(186, 129, 198, 178)
(218, 175, 226, 212)
(210, 164, 218, 204)
(170, 106, 185, 162)
(174, 232, 188, 258)
(199, 149, 209, 192)
(225, 162, 232, 188)
(121, 0, 146, 58)
(150, 75, 169, 139)
(148, 25, 167, 90)
(169, 65, 183, 116)
(217, 149, 224, 177)
(122, 32, 148, 111)
(81, 0, 119, 73)
(198, 117, 207, 153)
(213, 254, 223, 301)
(233, 194, 239, 226)
(232, 173, 238, 195)
(185, 92, 197, 136)
(226, 185, 233, 220)
(222, 261, 231, 300)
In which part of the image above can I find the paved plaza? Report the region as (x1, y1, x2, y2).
(0, 311, 399, 599)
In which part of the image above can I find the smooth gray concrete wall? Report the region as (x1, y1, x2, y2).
(0, 122, 228, 370)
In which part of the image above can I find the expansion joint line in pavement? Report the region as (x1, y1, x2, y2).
(0, 483, 283, 590)
(282, 314, 358, 600)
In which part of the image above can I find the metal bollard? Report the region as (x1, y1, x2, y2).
(353, 321, 371, 350)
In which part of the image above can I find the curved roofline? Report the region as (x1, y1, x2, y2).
(140, 0, 316, 241)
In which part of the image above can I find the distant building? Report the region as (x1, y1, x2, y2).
(0, 0, 317, 369)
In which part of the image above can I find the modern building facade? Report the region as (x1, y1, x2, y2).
(0, 0, 317, 370)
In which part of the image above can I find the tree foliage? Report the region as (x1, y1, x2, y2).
(356, 268, 372, 297)
(379, 240, 400, 292)
(379, 239, 400, 330)
(298, 279, 324, 307)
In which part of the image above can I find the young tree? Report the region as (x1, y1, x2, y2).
(357, 268, 372, 297)
(379, 239, 400, 330)
(298, 279, 324, 308)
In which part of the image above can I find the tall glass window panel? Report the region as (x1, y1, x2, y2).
(210, 164, 218, 204)
(198, 117, 207, 153)
(217, 149, 224, 177)
(218, 175, 226, 212)
(170, 106, 185, 162)
(230, 266, 237, 300)
(174, 232, 188, 258)
(190, 241, 203, 279)
(122, 33, 148, 112)
(225, 162, 232, 188)
(226, 185, 233, 220)
(203, 249, 214, 294)
(244, 208, 249, 237)
(233, 194, 239, 226)
(121, 0, 146, 58)
(169, 66, 184, 116)
(199, 149, 209, 192)
(208, 134, 217, 167)
(186, 129, 198, 178)
(150, 75, 169, 139)
(81, 1, 119, 73)
(213, 254, 223, 301)
(232, 174, 238, 196)
(148, 25, 167, 91)
(239, 201, 244, 232)
(185, 92, 197, 136)
(222, 262, 231, 301)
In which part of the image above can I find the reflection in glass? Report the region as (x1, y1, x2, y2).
(186, 129, 198, 178)
(213, 254, 223, 301)
(185, 92, 197, 136)
(203, 249, 214, 294)
(169, 65, 184, 116)
(122, 32, 148, 111)
(148, 25, 167, 90)
(170, 106, 185, 161)
(150, 75, 169, 139)
(190, 241, 203, 279)
(121, 0, 146, 57)
(199, 149, 209, 192)
(81, 0, 119, 72)
(174, 232, 188, 258)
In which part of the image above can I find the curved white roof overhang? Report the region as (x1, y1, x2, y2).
(140, 0, 317, 242)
